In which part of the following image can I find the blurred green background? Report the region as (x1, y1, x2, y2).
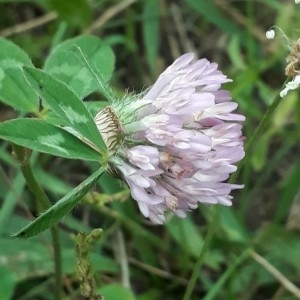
(0, 0, 300, 299)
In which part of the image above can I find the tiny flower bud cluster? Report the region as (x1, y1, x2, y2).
(95, 53, 245, 223)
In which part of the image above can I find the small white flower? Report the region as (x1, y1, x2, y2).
(266, 29, 275, 40)
(280, 74, 300, 97)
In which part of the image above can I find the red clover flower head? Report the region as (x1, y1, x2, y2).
(95, 53, 245, 224)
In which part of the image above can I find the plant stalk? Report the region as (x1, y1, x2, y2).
(183, 207, 220, 300)
(13, 145, 62, 300)
(230, 82, 288, 183)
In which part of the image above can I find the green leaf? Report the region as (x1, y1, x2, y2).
(42, 101, 109, 127)
(0, 267, 16, 300)
(275, 160, 300, 223)
(13, 167, 105, 238)
(44, 36, 115, 98)
(166, 216, 204, 258)
(0, 172, 25, 235)
(73, 45, 117, 103)
(142, 0, 160, 75)
(202, 250, 249, 300)
(23, 66, 107, 153)
(49, 0, 91, 27)
(0, 38, 38, 112)
(250, 129, 272, 171)
(0, 234, 118, 282)
(85, 101, 110, 117)
(98, 284, 136, 300)
(218, 207, 249, 244)
(228, 36, 246, 70)
(0, 118, 101, 161)
(185, 0, 245, 42)
(0, 38, 32, 67)
(35, 166, 72, 195)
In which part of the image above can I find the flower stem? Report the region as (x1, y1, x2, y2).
(245, 91, 284, 154)
(183, 207, 220, 300)
(202, 248, 249, 300)
(13, 145, 62, 300)
(50, 228, 62, 300)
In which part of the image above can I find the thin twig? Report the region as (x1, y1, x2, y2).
(250, 250, 300, 299)
(171, 4, 195, 54)
(215, 0, 267, 43)
(161, 0, 181, 60)
(0, 12, 58, 38)
(98, 205, 169, 252)
(128, 257, 188, 285)
(84, 0, 137, 34)
(116, 229, 131, 289)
